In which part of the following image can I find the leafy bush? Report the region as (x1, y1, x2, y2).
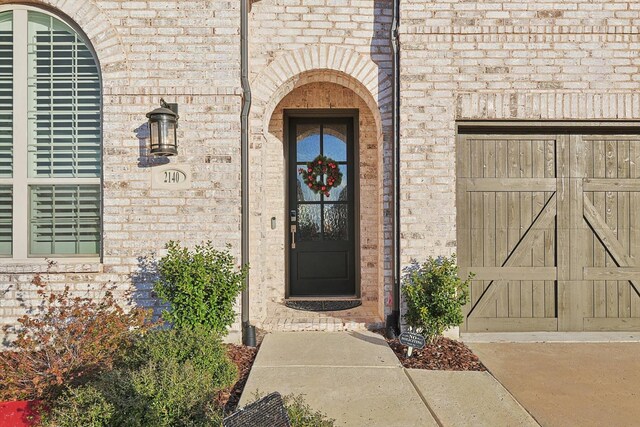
(0, 270, 150, 401)
(284, 394, 335, 427)
(246, 393, 334, 427)
(106, 360, 221, 426)
(154, 241, 248, 335)
(45, 327, 237, 427)
(45, 385, 114, 427)
(402, 255, 472, 343)
(122, 326, 237, 390)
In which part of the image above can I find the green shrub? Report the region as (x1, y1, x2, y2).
(154, 241, 248, 335)
(46, 328, 236, 427)
(122, 326, 237, 389)
(402, 255, 472, 343)
(106, 360, 220, 426)
(45, 385, 114, 427)
(246, 393, 334, 427)
(284, 394, 335, 427)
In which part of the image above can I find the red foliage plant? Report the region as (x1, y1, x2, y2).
(0, 266, 151, 402)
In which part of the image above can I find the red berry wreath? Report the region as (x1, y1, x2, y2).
(299, 155, 343, 197)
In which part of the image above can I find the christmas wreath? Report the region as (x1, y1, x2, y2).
(299, 155, 343, 197)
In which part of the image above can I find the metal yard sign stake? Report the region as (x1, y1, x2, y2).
(399, 326, 426, 357)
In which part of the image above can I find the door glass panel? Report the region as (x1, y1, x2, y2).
(323, 123, 347, 161)
(325, 164, 348, 200)
(323, 204, 348, 241)
(296, 171, 320, 202)
(298, 204, 321, 241)
(297, 124, 320, 162)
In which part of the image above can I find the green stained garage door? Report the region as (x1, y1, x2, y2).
(457, 127, 640, 332)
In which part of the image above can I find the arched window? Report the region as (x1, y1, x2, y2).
(0, 6, 101, 259)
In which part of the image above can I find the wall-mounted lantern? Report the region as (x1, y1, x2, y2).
(147, 98, 179, 156)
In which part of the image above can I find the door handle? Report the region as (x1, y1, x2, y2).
(290, 224, 297, 249)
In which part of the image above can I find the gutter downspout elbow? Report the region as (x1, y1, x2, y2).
(240, 0, 256, 347)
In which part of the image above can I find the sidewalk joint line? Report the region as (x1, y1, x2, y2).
(403, 368, 444, 427)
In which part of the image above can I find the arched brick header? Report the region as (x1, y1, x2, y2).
(251, 46, 392, 138)
(0, 0, 128, 84)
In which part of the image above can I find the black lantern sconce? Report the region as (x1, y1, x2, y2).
(146, 98, 179, 156)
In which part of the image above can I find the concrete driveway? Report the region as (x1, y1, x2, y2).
(468, 342, 640, 427)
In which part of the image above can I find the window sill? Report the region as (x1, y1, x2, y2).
(0, 258, 103, 274)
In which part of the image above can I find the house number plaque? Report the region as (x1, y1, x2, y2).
(151, 164, 192, 190)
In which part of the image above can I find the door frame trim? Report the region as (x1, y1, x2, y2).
(284, 109, 361, 299)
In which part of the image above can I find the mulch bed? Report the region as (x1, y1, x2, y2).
(386, 336, 486, 371)
(216, 343, 259, 413)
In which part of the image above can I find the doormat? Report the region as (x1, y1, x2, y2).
(285, 300, 362, 312)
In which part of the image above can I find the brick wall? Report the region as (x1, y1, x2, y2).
(0, 0, 244, 339)
(5, 0, 637, 338)
(399, 0, 640, 265)
(1, 0, 396, 338)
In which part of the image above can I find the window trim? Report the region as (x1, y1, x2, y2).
(0, 5, 103, 262)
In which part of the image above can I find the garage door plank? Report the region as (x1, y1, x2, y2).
(593, 139, 607, 319)
(533, 140, 547, 318)
(556, 135, 570, 282)
(471, 139, 486, 308)
(606, 139, 619, 318)
(495, 140, 509, 318)
(466, 317, 558, 332)
(464, 178, 556, 192)
(584, 267, 640, 281)
(544, 139, 556, 318)
(618, 140, 631, 318)
(483, 138, 497, 273)
(557, 135, 572, 330)
(584, 317, 640, 331)
(631, 140, 640, 318)
(520, 140, 534, 318)
(460, 267, 556, 281)
(507, 139, 521, 318)
(583, 178, 640, 192)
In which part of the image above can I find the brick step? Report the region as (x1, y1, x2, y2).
(258, 302, 384, 332)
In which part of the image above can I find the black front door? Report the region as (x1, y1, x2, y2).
(288, 117, 356, 297)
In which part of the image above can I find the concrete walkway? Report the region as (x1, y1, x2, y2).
(239, 331, 538, 427)
(470, 342, 640, 427)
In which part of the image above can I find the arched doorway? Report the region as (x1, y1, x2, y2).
(249, 78, 388, 330)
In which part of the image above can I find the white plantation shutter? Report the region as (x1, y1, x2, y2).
(30, 185, 100, 255)
(1, 6, 101, 259)
(0, 12, 12, 178)
(27, 12, 101, 178)
(0, 186, 11, 256)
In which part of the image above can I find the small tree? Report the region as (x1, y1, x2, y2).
(402, 255, 472, 343)
(154, 241, 248, 335)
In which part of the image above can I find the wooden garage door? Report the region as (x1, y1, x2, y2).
(457, 130, 640, 332)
